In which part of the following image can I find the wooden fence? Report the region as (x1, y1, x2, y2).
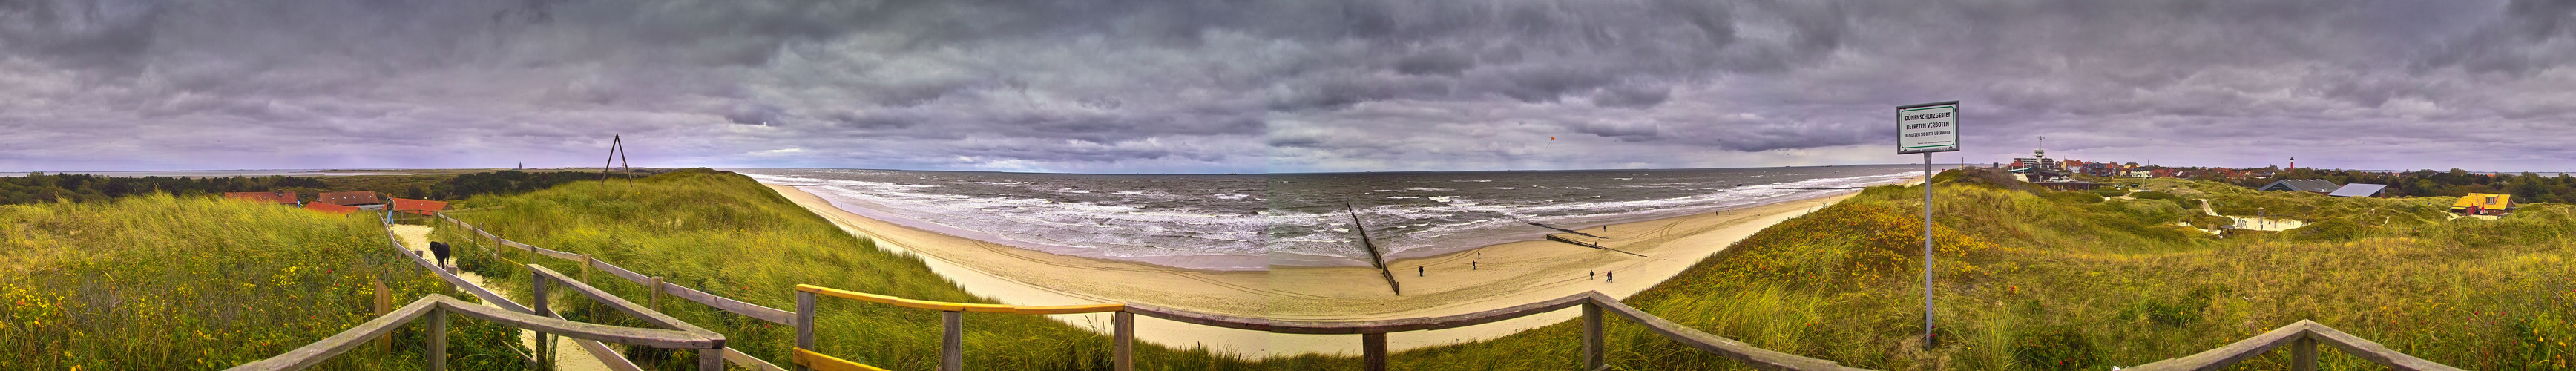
(436, 213, 796, 370)
(789, 284, 2466, 371)
(225, 295, 725, 371)
(426, 213, 2464, 371)
(227, 214, 732, 370)
(382, 212, 651, 370)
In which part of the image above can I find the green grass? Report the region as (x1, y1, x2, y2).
(433, 168, 1290, 370)
(0, 194, 524, 370)
(1386, 168, 2575, 370)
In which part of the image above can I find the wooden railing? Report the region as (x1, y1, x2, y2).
(226, 295, 726, 371)
(430, 212, 2464, 371)
(789, 285, 1871, 371)
(793, 285, 1128, 371)
(2120, 320, 2462, 371)
(791, 283, 2471, 371)
(383, 213, 656, 370)
(529, 263, 732, 370)
(436, 213, 796, 370)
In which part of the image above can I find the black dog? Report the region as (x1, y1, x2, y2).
(430, 241, 451, 268)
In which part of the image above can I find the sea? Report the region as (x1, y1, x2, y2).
(735, 165, 1919, 271)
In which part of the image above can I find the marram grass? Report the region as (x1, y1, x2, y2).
(0, 194, 523, 370)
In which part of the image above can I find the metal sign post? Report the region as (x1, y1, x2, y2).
(1897, 101, 1959, 349)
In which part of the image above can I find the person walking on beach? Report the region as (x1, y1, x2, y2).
(1589, 270, 1595, 280)
(1471, 260, 1477, 270)
(1607, 270, 1614, 283)
(1419, 266, 1425, 277)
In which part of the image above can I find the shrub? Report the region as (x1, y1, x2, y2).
(2011, 327, 2101, 370)
(2044, 191, 2104, 204)
(2286, 218, 2373, 242)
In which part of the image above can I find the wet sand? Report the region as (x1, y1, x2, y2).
(766, 183, 1864, 357)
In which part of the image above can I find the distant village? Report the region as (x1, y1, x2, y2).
(1998, 146, 2524, 217)
(220, 190, 448, 216)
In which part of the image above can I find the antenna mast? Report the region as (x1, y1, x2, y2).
(603, 134, 632, 185)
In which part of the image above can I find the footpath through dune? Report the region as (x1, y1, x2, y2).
(390, 224, 609, 371)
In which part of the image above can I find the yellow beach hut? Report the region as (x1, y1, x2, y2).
(2450, 193, 2514, 216)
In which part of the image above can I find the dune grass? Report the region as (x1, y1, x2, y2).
(0, 194, 524, 370)
(432, 168, 1291, 370)
(1387, 168, 2574, 370)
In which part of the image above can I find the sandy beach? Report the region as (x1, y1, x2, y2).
(766, 183, 1866, 357)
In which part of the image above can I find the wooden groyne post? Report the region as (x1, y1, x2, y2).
(1545, 234, 1646, 257)
(1347, 204, 1402, 295)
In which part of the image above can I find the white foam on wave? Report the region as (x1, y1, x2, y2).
(744, 168, 1918, 269)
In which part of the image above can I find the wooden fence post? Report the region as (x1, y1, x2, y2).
(796, 291, 817, 371)
(1362, 332, 1388, 371)
(533, 269, 551, 370)
(650, 276, 666, 312)
(1114, 311, 1134, 371)
(1583, 301, 1603, 370)
(942, 311, 965, 371)
(2293, 334, 2318, 371)
(427, 306, 447, 371)
(375, 278, 392, 354)
(579, 255, 593, 283)
(699, 347, 725, 371)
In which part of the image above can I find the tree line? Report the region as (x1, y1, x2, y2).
(0, 170, 643, 206)
(2218, 168, 2576, 203)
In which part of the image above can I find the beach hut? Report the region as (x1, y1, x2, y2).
(318, 191, 385, 210)
(303, 202, 361, 215)
(223, 191, 298, 205)
(388, 197, 449, 216)
(2258, 179, 2340, 194)
(2451, 193, 2514, 216)
(2326, 183, 2388, 198)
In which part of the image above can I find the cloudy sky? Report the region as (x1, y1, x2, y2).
(1, 0, 2572, 174)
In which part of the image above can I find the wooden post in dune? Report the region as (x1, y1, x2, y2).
(375, 278, 392, 354)
(1361, 332, 1388, 371)
(795, 291, 817, 371)
(941, 310, 965, 371)
(427, 306, 447, 371)
(1583, 301, 1604, 370)
(579, 255, 593, 283)
(532, 269, 552, 370)
(2293, 335, 2319, 371)
(650, 276, 666, 312)
(1114, 311, 1134, 371)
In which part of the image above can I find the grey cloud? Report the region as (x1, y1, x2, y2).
(7, 0, 2576, 174)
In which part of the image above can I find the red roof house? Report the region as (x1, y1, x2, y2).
(318, 191, 382, 206)
(388, 198, 450, 216)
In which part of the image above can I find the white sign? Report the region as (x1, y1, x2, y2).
(1897, 101, 1960, 154)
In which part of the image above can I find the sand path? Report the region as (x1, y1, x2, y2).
(2198, 199, 2306, 231)
(390, 225, 610, 371)
(767, 183, 1865, 356)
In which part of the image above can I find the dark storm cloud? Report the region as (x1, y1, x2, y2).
(3, 0, 2572, 173)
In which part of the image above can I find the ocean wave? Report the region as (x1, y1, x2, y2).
(738, 167, 1917, 269)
